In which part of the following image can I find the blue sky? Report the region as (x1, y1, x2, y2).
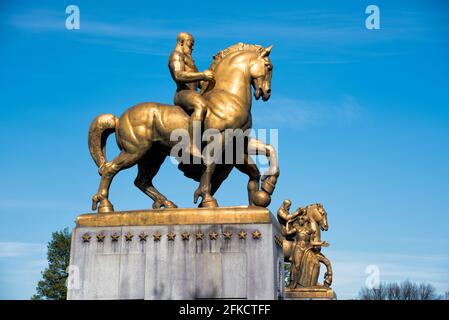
(0, 0, 448, 299)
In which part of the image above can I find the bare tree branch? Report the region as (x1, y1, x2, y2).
(358, 281, 440, 300)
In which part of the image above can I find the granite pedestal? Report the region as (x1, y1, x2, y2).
(67, 206, 284, 300)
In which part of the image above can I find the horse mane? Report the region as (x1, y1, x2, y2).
(209, 43, 264, 71)
(307, 203, 323, 209)
(305, 203, 326, 217)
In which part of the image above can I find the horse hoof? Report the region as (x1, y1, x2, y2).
(98, 204, 114, 213)
(152, 200, 177, 209)
(199, 197, 218, 208)
(164, 200, 178, 208)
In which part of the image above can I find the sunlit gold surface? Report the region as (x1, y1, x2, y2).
(88, 36, 278, 213)
(168, 32, 213, 158)
(277, 200, 333, 289)
(76, 206, 273, 227)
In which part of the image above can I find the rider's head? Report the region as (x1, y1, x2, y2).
(283, 199, 291, 210)
(176, 32, 195, 55)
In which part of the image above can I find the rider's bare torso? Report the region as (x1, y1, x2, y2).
(168, 50, 201, 92)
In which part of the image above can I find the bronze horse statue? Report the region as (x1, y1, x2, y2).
(88, 43, 278, 212)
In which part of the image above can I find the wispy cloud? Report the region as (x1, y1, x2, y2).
(7, 9, 177, 39)
(0, 242, 46, 258)
(2, 8, 396, 40)
(5, 7, 436, 58)
(0, 199, 80, 210)
(7, 8, 62, 31)
(252, 95, 362, 129)
(6, 8, 177, 56)
(0, 242, 47, 299)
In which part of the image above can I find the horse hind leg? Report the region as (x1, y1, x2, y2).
(134, 148, 177, 209)
(92, 150, 144, 213)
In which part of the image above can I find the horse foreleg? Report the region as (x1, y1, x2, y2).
(317, 252, 333, 287)
(193, 131, 225, 208)
(194, 162, 218, 207)
(236, 154, 260, 206)
(246, 138, 279, 204)
(247, 137, 279, 178)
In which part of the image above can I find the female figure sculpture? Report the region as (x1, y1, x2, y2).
(285, 214, 313, 289)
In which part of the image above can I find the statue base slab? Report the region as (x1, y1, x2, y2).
(284, 287, 336, 300)
(67, 206, 284, 300)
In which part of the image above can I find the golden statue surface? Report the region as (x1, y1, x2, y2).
(277, 200, 336, 299)
(88, 33, 277, 213)
(76, 33, 337, 300)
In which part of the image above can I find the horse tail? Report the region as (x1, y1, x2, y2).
(88, 114, 118, 168)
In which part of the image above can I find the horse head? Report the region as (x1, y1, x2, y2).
(209, 43, 273, 102)
(249, 45, 273, 101)
(306, 203, 328, 231)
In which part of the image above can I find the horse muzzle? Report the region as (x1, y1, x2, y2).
(262, 89, 271, 101)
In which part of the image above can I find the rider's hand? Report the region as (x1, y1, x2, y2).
(203, 70, 214, 81)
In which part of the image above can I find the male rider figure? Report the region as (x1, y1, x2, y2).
(168, 32, 214, 159)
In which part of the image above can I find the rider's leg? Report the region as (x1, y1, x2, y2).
(184, 94, 206, 160)
(174, 91, 205, 160)
(190, 101, 206, 158)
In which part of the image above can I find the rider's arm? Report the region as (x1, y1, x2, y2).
(285, 221, 296, 235)
(169, 52, 207, 83)
(289, 208, 303, 220)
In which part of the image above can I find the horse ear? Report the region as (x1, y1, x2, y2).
(261, 45, 273, 57)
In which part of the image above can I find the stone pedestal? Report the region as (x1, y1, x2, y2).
(67, 206, 284, 300)
(284, 287, 336, 300)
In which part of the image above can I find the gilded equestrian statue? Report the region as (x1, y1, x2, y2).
(88, 41, 278, 212)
